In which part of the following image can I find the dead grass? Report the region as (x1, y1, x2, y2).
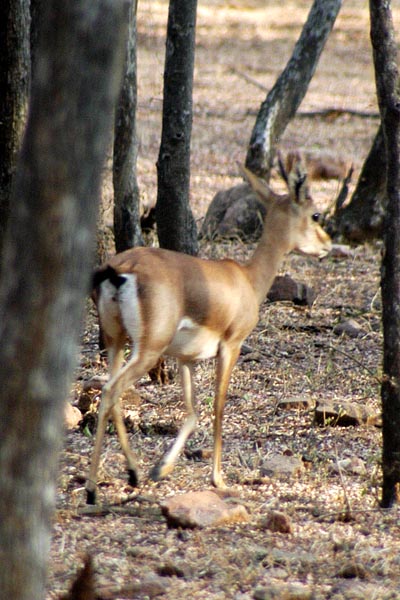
(48, 2, 400, 599)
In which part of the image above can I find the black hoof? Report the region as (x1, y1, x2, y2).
(128, 469, 139, 487)
(86, 489, 96, 505)
(149, 464, 162, 482)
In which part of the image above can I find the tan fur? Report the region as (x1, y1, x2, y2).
(85, 159, 331, 502)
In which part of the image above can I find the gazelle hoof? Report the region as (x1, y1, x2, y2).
(149, 462, 173, 482)
(128, 468, 139, 487)
(86, 488, 96, 505)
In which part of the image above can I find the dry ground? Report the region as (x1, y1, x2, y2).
(48, 2, 400, 599)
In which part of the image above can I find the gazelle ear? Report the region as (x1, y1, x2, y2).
(285, 155, 309, 205)
(237, 163, 279, 206)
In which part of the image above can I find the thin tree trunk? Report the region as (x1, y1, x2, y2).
(330, 123, 386, 242)
(370, 0, 400, 508)
(0, 0, 30, 257)
(113, 0, 143, 252)
(0, 2, 127, 598)
(156, 0, 198, 255)
(245, 0, 342, 178)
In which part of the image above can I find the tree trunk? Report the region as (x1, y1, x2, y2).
(30, 0, 44, 79)
(0, 0, 30, 257)
(370, 0, 400, 508)
(113, 0, 144, 252)
(245, 0, 342, 178)
(156, 0, 198, 255)
(0, 1, 127, 599)
(329, 123, 386, 242)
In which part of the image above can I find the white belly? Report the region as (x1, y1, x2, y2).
(166, 317, 220, 361)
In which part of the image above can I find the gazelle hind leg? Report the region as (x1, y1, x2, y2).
(85, 348, 162, 504)
(85, 341, 124, 504)
(150, 361, 197, 481)
(111, 401, 140, 487)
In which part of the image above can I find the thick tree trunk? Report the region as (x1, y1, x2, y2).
(156, 0, 198, 255)
(0, 0, 30, 257)
(330, 123, 386, 242)
(0, 1, 127, 599)
(370, 0, 400, 508)
(245, 0, 342, 178)
(30, 0, 44, 79)
(113, 0, 144, 252)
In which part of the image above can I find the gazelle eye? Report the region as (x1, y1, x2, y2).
(312, 213, 320, 223)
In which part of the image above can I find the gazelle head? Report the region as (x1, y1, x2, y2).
(239, 156, 331, 259)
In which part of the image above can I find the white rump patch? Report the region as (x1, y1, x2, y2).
(99, 273, 142, 358)
(117, 274, 142, 356)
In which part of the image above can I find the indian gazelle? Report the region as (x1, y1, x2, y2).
(85, 158, 331, 504)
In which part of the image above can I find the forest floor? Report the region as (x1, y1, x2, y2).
(48, 2, 400, 599)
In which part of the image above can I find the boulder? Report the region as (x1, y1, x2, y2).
(201, 183, 265, 241)
(64, 402, 82, 429)
(161, 490, 249, 529)
(314, 400, 380, 427)
(260, 454, 304, 479)
(258, 511, 293, 534)
(267, 275, 316, 307)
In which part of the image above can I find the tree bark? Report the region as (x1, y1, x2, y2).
(0, 1, 127, 599)
(330, 123, 386, 242)
(113, 0, 144, 252)
(245, 0, 342, 178)
(30, 0, 44, 79)
(156, 0, 198, 255)
(370, 0, 400, 508)
(0, 0, 30, 257)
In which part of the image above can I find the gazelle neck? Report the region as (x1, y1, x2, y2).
(244, 217, 291, 305)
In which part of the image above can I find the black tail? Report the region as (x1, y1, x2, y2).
(92, 265, 127, 291)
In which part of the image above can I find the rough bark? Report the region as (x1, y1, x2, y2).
(113, 0, 144, 252)
(156, 0, 198, 255)
(0, 1, 128, 599)
(30, 0, 44, 79)
(245, 0, 342, 178)
(0, 0, 30, 257)
(329, 123, 386, 242)
(370, 0, 400, 508)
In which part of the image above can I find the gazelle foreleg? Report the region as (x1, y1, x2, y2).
(150, 361, 197, 481)
(212, 342, 241, 489)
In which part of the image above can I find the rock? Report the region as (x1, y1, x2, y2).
(201, 183, 266, 241)
(329, 580, 393, 599)
(267, 275, 316, 307)
(260, 454, 304, 478)
(277, 396, 313, 410)
(330, 244, 356, 258)
(136, 573, 169, 597)
(156, 560, 191, 579)
(258, 510, 293, 534)
(333, 319, 365, 338)
(337, 561, 368, 579)
(161, 490, 249, 529)
(270, 548, 316, 569)
(64, 403, 82, 429)
(254, 583, 313, 599)
(314, 400, 380, 427)
(328, 457, 367, 476)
